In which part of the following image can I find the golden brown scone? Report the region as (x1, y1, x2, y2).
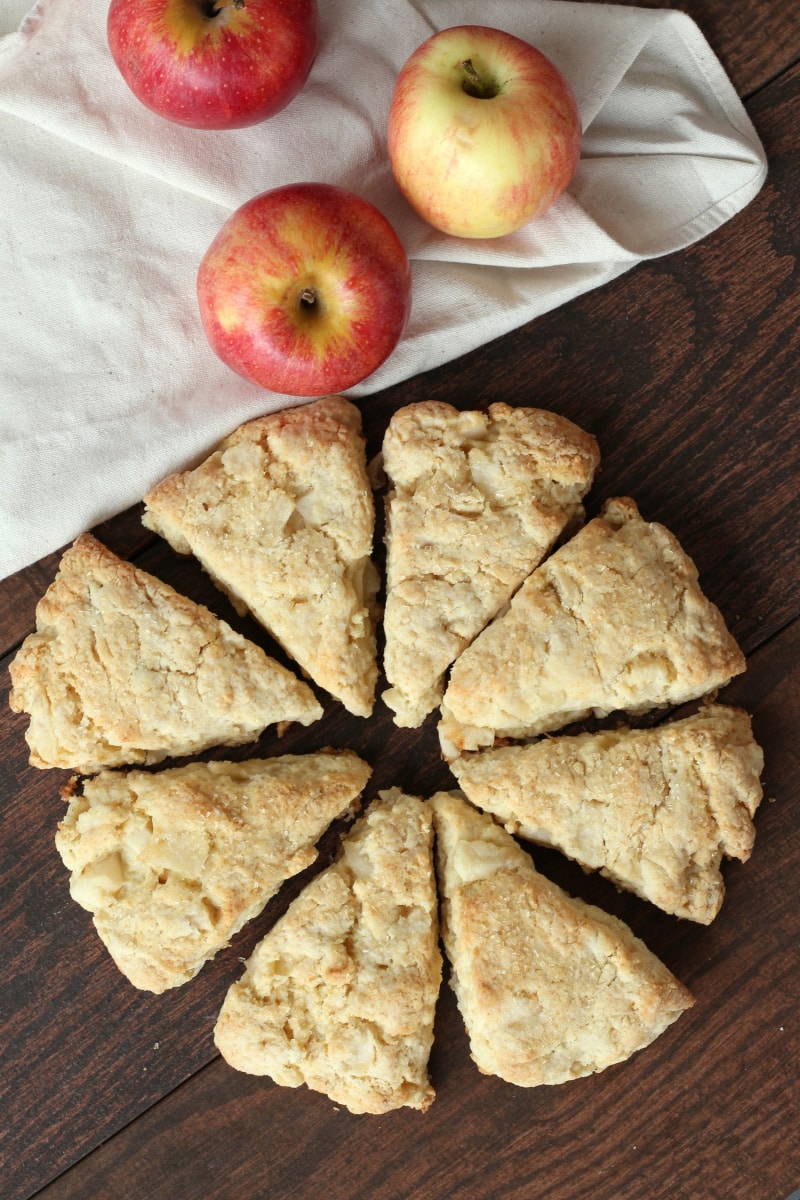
(55, 751, 371, 992)
(451, 705, 764, 924)
(439, 497, 746, 755)
(381, 402, 600, 727)
(143, 396, 379, 717)
(8, 534, 322, 773)
(429, 791, 694, 1087)
(214, 789, 442, 1114)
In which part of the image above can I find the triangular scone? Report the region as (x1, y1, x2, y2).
(429, 791, 694, 1087)
(381, 402, 600, 727)
(143, 396, 380, 717)
(55, 751, 371, 993)
(439, 497, 746, 756)
(8, 535, 322, 773)
(214, 789, 442, 1114)
(452, 705, 764, 924)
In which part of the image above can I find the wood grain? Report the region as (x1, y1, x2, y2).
(608, 0, 800, 99)
(657, 0, 800, 99)
(29, 618, 800, 1200)
(0, 506, 153, 661)
(2, 11, 799, 1200)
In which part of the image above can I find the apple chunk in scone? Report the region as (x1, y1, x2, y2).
(214, 790, 442, 1114)
(451, 705, 764, 924)
(8, 534, 322, 774)
(55, 750, 370, 992)
(381, 401, 599, 727)
(439, 497, 746, 756)
(144, 396, 380, 718)
(430, 790, 694, 1086)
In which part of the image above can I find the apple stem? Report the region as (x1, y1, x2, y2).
(204, 0, 244, 15)
(299, 287, 318, 310)
(460, 59, 498, 100)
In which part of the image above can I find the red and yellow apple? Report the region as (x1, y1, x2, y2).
(387, 25, 582, 239)
(197, 183, 412, 396)
(107, 0, 318, 130)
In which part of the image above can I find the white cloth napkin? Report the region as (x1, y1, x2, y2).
(0, 0, 766, 581)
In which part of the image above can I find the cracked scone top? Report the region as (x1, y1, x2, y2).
(451, 705, 764, 923)
(214, 789, 442, 1114)
(8, 534, 322, 773)
(143, 396, 380, 717)
(429, 791, 694, 1087)
(55, 751, 371, 992)
(439, 497, 746, 755)
(381, 401, 600, 727)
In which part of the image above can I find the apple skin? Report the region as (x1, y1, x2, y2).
(387, 25, 582, 239)
(197, 183, 412, 397)
(107, 0, 318, 130)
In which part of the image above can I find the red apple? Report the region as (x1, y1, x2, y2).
(197, 183, 412, 396)
(106, 0, 318, 130)
(387, 25, 582, 239)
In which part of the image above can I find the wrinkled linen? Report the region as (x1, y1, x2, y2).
(0, 0, 766, 579)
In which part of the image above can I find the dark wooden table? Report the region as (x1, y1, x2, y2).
(2, 2, 799, 1198)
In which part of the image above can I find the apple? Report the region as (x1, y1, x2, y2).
(387, 25, 582, 239)
(197, 183, 412, 396)
(106, 0, 318, 130)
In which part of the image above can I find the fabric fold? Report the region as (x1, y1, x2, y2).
(0, 0, 767, 579)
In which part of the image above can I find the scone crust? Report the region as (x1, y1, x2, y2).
(214, 789, 442, 1114)
(452, 705, 764, 923)
(430, 791, 693, 1087)
(381, 401, 600, 727)
(55, 750, 371, 992)
(440, 497, 746, 754)
(143, 396, 379, 717)
(8, 534, 322, 773)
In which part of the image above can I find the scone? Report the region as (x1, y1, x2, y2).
(214, 789, 442, 1114)
(429, 791, 694, 1086)
(381, 402, 600, 726)
(439, 497, 746, 755)
(451, 705, 764, 923)
(143, 396, 380, 717)
(55, 751, 371, 993)
(8, 534, 322, 773)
